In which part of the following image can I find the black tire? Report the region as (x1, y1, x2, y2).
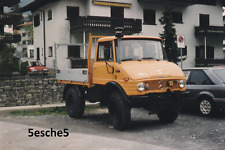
(199, 97, 216, 117)
(65, 86, 85, 118)
(108, 91, 131, 130)
(157, 110, 178, 123)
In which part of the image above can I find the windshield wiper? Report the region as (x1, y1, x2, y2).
(122, 58, 141, 61)
(141, 57, 160, 61)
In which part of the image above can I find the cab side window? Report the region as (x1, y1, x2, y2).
(97, 41, 113, 61)
(188, 70, 214, 85)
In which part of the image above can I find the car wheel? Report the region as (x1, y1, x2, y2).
(65, 86, 85, 118)
(157, 110, 178, 123)
(199, 97, 216, 117)
(108, 91, 131, 130)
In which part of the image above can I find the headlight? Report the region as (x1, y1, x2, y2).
(137, 82, 145, 92)
(178, 80, 185, 89)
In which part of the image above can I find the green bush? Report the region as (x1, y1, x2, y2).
(21, 61, 29, 75)
(0, 44, 19, 76)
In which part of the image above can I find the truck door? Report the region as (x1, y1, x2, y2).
(93, 41, 114, 84)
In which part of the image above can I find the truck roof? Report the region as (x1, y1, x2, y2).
(98, 35, 162, 42)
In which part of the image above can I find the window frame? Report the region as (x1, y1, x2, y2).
(97, 41, 114, 62)
(172, 12, 183, 24)
(34, 14, 40, 27)
(48, 10, 52, 21)
(143, 9, 156, 25)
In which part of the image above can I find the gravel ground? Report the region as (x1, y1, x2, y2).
(0, 108, 225, 150)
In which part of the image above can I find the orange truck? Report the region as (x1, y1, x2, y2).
(56, 28, 186, 130)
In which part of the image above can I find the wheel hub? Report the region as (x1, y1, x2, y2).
(200, 100, 211, 115)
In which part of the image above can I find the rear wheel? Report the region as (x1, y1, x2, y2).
(65, 86, 85, 118)
(157, 110, 178, 123)
(199, 97, 216, 117)
(108, 91, 131, 130)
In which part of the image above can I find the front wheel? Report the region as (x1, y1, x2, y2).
(157, 110, 178, 123)
(199, 97, 216, 117)
(65, 86, 85, 118)
(108, 91, 131, 130)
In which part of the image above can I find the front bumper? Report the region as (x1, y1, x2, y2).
(128, 91, 185, 112)
(29, 71, 48, 75)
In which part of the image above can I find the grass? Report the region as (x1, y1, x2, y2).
(9, 105, 103, 116)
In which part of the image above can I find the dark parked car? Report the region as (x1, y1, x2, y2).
(182, 68, 225, 116)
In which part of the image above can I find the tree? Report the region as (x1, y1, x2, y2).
(0, 44, 19, 76)
(159, 7, 179, 64)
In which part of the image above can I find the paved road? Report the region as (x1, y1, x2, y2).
(0, 121, 171, 150)
(0, 105, 225, 150)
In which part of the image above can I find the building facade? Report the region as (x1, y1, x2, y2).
(18, 21, 35, 62)
(0, 0, 21, 44)
(22, 0, 225, 69)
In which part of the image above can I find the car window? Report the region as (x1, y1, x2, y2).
(97, 41, 113, 61)
(213, 69, 225, 82)
(188, 70, 213, 85)
(183, 70, 191, 80)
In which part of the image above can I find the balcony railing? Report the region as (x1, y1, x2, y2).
(69, 16, 142, 34)
(195, 58, 225, 67)
(195, 26, 225, 36)
(0, 13, 22, 25)
(0, 0, 20, 7)
(0, 34, 21, 43)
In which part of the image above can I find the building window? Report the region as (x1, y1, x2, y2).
(30, 49, 34, 58)
(111, 7, 124, 18)
(68, 46, 80, 58)
(23, 48, 27, 57)
(143, 9, 156, 25)
(200, 14, 209, 26)
(27, 40, 32, 45)
(48, 10, 52, 20)
(22, 33, 26, 37)
(22, 41, 26, 45)
(34, 14, 40, 27)
(196, 46, 214, 59)
(48, 46, 53, 57)
(67, 6, 79, 19)
(172, 12, 182, 23)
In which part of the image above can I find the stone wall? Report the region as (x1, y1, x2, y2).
(0, 77, 64, 107)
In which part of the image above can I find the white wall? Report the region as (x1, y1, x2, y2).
(32, 0, 224, 69)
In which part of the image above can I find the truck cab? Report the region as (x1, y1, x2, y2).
(57, 29, 186, 130)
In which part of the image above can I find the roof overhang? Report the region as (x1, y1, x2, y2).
(20, 0, 59, 12)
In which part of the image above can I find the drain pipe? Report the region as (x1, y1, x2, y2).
(38, 9, 46, 67)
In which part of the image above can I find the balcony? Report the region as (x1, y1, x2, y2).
(195, 58, 225, 67)
(0, 0, 20, 7)
(0, 13, 22, 25)
(0, 34, 21, 43)
(195, 26, 225, 36)
(69, 16, 142, 34)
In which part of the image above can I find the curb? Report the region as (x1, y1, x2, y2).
(0, 102, 100, 113)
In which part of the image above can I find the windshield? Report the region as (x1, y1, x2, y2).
(213, 69, 225, 82)
(116, 39, 165, 62)
(30, 62, 42, 67)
